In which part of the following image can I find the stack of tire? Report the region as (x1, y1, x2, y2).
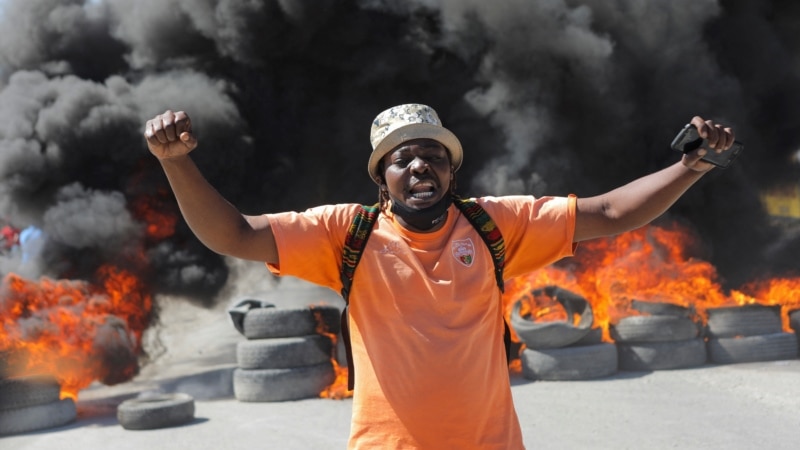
(0, 372, 77, 436)
(705, 304, 798, 364)
(512, 286, 618, 381)
(611, 300, 707, 371)
(232, 304, 341, 402)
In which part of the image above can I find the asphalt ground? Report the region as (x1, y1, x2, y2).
(4, 279, 800, 449)
(4, 359, 800, 450)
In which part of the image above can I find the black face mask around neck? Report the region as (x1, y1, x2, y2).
(389, 193, 453, 231)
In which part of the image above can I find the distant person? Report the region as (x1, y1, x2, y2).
(144, 104, 736, 449)
(1, 223, 20, 251)
(19, 226, 45, 264)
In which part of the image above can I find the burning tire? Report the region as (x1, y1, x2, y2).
(520, 343, 618, 381)
(236, 335, 333, 370)
(510, 286, 594, 350)
(616, 338, 707, 371)
(0, 375, 61, 410)
(242, 305, 341, 339)
(610, 315, 700, 343)
(232, 301, 341, 402)
(789, 309, 800, 339)
(574, 327, 604, 346)
(0, 351, 12, 379)
(630, 299, 694, 317)
(230, 295, 342, 402)
(233, 361, 336, 402)
(706, 332, 799, 364)
(704, 304, 783, 338)
(610, 302, 707, 371)
(0, 398, 77, 436)
(117, 393, 196, 430)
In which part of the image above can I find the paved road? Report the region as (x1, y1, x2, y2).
(4, 358, 800, 450)
(4, 285, 799, 449)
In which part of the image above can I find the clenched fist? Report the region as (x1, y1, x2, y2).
(144, 110, 198, 160)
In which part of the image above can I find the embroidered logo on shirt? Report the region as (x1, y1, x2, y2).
(380, 241, 401, 255)
(452, 238, 475, 267)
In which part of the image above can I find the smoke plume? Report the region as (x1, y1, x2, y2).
(1, 0, 799, 318)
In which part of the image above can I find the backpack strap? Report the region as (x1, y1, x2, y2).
(340, 203, 380, 390)
(453, 196, 514, 361)
(341, 203, 380, 302)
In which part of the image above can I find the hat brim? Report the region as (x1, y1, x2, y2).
(368, 123, 463, 184)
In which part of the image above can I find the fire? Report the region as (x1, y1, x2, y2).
(503, 266, 586, 341)
(737, 278, 800, 332)
(502, 221, 800, 343)
(0, 267, 152, 400)
(0, 193, 172, 398)
(508, 358, 522, 374)
(130, 193, 178, 240)
(311, 306, 353, 400)
(319, 361, 352, 400)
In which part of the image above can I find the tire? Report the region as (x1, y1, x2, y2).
(309, 304, 341, 335)
(0, 375, 61, 410)
(0, 398, 77, 436)
(233, 362, 335, 402)
(610, 315, 699, 343)
(704, 304, 782, 338)
(630, 300, 692, 317)
(520, 343, 618, 381)
(117, 393, 195, 430)
(511, 286, 593, 350)
(789, 309, 800, 334)
(707, 332, 799, 364)
(617, 338, 707, 371)
(0, 350, 12, 379)
(236, 335, 333, 370)
(243, 305, 340, 339)
(572, 327, 604, 346)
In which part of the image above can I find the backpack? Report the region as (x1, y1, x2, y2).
(339, 196, 510, 390)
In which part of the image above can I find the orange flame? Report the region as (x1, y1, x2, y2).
(508, 358, 522, 374)
(0, 194, 179, 399)
(503, 267, 587, 340)
(737, 277, 800, 332)
(130, 193, 177, 240)
(319, 360, 352, 400)
(311, 306, 353, 400)
(0, 268, 152, 399)
(502, 222, 800, 343)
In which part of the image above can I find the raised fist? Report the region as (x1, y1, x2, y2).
(144, 110, 198, 160)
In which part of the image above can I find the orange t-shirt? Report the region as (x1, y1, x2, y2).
(266, 195, 577, 449)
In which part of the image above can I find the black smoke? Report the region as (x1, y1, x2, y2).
(1, 0, 799, 302)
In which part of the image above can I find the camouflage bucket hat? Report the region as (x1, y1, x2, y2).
(368, 104, 463, 184)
